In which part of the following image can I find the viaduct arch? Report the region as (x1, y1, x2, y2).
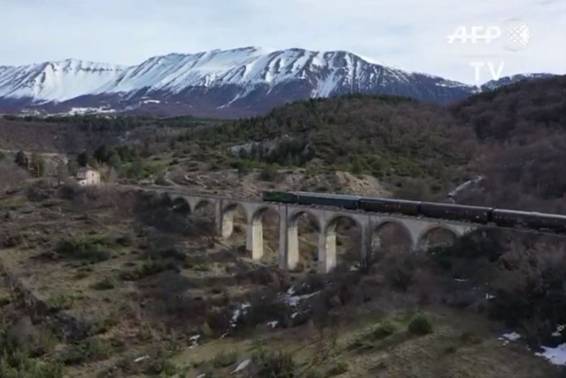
(143, 190, 477, 273)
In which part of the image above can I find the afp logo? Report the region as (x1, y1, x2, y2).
(446, 19, 531, 51)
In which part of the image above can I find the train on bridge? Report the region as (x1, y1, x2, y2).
(263, 191, 566, 234)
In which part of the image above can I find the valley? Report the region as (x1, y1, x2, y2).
(1, 74, 566, 377)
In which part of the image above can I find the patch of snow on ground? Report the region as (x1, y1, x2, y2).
(284, 291, 320, 307)
(232, 359, 251, 374)
(267, 321, 279, 329)
(536, 344, 566, 365)
(499, 332, 521, 345)
(66, 106, 116, 115)
(133, 355, 149, 363)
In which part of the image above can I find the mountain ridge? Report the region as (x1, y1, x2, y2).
(0, 47, 552, 118)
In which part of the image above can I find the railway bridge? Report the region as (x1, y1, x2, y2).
(142, 189, 478, 273)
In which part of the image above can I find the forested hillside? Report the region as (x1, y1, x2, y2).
(2, 76, 566, 210)
(186, 95, 476, 199)
(0, 115, 215, 153)
(452, 76, 566, 142)
(451, 76, 566, 211)
(183, 76, 566, 209)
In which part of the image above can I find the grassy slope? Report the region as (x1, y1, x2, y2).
(0, 186, 561, 377)
(174, 306, 558, 377)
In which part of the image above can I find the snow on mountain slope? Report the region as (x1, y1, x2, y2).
(105, 47, 464, 97)
(0, 59, 125, 102)
(104, 47, 474, 107)
(0, 47, 483, 117)
(106, 47, 267, 93)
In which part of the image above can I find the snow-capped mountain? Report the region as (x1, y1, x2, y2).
(0, 59, 125, 102)
(0, 47, 478, 117)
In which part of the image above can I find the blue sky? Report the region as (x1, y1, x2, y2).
(1, 0, 565, 84)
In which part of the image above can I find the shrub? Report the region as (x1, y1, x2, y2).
(243, 293, 289, 329)
(370, 322, 397, 340)
(348, 320, 398, 352)
(46, 294, 75, 312)
(119, 261, 176, 281)
(26, 180, 52, 202)
(0, 297, 10, 307)
(91, 277, 117, 291)
(305, 370, 324, 378)
(0, 325, 63, 378)
(408, 314, 433, 336)
(4, 318, 58, 358)
(115, 234, 134, 247)
(58, 338, 113, 365)
(212, 351, 238, 368)
(154, 174, 171, 186)
(0, 233, 23, 248)
(58, 182, 82, 199)
(259, 165, 279, 181)
(205, 308, 232, 336)
(145, 234, 185, 261)
(55, 237, 112, 262)
(253, 350, 297, 378)
(326, 361, 349, 376)
(0, 354, 63, 378)
(384, 254, 418, 292)
(143, 358, 178, 376)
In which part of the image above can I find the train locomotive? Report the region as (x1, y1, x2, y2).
(262, 191, 566, 234)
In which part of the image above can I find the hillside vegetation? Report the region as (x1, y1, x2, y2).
(2, 76, 566, 209)
(2, 78, 566, 377)
(450, 76, 566, 211)
(452, 76, 566, 142)
(0, 115, 216, 153)
(179, 77, 566, 208)
(183, 95, 476, 199)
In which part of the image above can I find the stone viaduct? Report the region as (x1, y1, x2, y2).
(144, 190, 478, 273)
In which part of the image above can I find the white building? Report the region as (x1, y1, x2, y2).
(76, 167, 101, 186)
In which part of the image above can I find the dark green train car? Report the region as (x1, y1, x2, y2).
(262, 191, 298, 203)
(292, 191, 361, 210)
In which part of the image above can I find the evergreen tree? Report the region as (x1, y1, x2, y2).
(94, 145, 109, 163)
(77, 151, 89, 167)
(14, 150, 28, 169)
(127, 159, 144, 179)
(107, 152, 122, 169)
